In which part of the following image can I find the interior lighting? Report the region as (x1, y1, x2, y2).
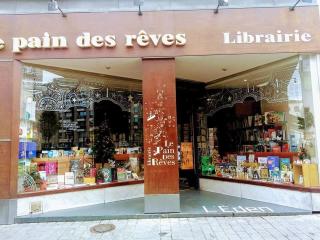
(214, 0, 229, 14)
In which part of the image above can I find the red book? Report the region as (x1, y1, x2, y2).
(272, 146, 281, 153)
(282, 143, 290, 152)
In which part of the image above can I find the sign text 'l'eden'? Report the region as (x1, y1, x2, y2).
(0, 30, 187, 53)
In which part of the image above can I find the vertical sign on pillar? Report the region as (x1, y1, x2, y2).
(142, 58, 180, 213)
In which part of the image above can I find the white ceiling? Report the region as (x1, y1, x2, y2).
(24, 53, 294, 83)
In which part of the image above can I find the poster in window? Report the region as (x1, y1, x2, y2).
(181, 142, 194, 170)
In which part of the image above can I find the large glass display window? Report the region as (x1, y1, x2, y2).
(18, 65, 143, 193)
(199, 55, 320, 188)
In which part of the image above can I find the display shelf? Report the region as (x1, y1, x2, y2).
(17, 179, 144, 198)
(114, 153, 143, 161)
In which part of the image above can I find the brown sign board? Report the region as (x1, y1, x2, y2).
(0, 7, 319, 60)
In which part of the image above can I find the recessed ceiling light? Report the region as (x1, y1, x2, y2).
(256, 81, 269, 87)
(244, 79, 248, 82)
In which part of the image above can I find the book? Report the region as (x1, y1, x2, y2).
(267, 156, 280, 171)
(272, 145, 281, 153)
(280, 158, 291, 171)
(64, 172, 75, 185)
(101, 168, 112, 183)
(260, 168, 269, 179)
(264, 111, 285, 124)
(254, 114, 263, 126)
(117, 168, 127, 181)
(268, 129, 276, 140)
(45, 162, 57, 175)
(70, 160, 81, 172)
(236, 155, 246, 167)
(282, 143, 290, 152)
(248, 154, 255, 163)
(258, 157, 268, 164)
(281, 171, 293, 183)
(270, 170, 281, 182)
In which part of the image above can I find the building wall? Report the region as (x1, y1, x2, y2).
(0, 3, 320, 223)
(0, 0, 317, 14)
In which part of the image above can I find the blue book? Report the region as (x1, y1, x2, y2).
(267, 156, 280, 171)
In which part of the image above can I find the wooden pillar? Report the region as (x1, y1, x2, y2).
(0, 60, 21, 224)
(142, 58, 180, 213)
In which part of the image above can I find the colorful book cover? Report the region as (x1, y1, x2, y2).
(281, 171, 293, 183)
(70, 160, 81, 172)
(270, 170, 281, 182)
(272, 145, 281, 153)
(30, 162, 38, 173)
(45, 162, 57, 175)
(101, 168, 112, 183)
(280, 158, 291, 171)
(265, 111, 285, 124)
(254, 114, 263, 126)
(258, 157, 268, 164)
(236, 155, 246, 167)
(282, 143, 290, 152)
(19, 142, 37, 159)
(260, 168, 269, 179)
(248, 154, 255, 163)
(267, 156, 280, 171)
(117, 168, 127, 181)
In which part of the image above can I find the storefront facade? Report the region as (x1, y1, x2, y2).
(1, 0, 320, 224)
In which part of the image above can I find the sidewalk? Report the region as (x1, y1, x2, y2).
(1, 215, 320, 240)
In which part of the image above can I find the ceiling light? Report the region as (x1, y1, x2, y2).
(133, 0, 144, 16)
(214, 0, 229, 14)
(243, 79, 248, 82)
(289, 0, 313, 11)
(256, 81, 269, 88)
(48, 0, 67, 17)
(105, 66, 111, 70)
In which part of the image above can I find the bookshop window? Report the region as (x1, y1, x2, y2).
(18, 65, 143, 193)
(201, 56, 320, 187)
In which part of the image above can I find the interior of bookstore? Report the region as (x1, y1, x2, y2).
(17, 54, 320, 194)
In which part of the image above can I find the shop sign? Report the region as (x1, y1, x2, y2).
(224, 30, 312, 44)
(202, 205, 274, 213)
(0, 30, 187, 53)
(0, 29, 313, 53)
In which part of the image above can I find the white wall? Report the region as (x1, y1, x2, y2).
(200, 178, 320, 211)
(17, 183, 144, 216)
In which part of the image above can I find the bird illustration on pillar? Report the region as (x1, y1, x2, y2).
(145, 84, 176, 167)
(142, 58, 180, 214)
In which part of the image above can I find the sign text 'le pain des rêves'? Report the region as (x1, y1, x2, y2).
(0, 31, 187, 53)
